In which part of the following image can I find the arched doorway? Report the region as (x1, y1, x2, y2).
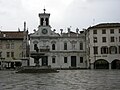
(94, 59, 109, 69)
(111, 60, 120, 69)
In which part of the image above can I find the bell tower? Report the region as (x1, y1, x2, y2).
(38, 8, 50, 27)
(38, 9, 51, 36)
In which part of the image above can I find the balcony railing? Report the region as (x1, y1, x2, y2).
(31, 46, 50, 53)
(39, 46, 50, 52)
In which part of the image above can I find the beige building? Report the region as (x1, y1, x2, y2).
(0, 23, 29, 69)
(86, 23, 120, 69)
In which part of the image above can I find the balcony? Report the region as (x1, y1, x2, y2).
(30, 46, 50, 54)
(39, 46, 50, 52)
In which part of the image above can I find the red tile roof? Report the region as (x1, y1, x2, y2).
(0, 31, 27, 40)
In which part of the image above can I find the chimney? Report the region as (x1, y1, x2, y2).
(33, 29, 36, 32)
(24, 21, 26, 31)
(53, 29, 56, 32)
(18, 28, 20, 31)
(67, 28, 70, 33)
(60, 29, 63, 34)
(67, 28, 71, 37)
(76, 28, 79, 33)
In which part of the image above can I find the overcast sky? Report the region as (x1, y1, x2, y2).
(0, 0, 120, 33)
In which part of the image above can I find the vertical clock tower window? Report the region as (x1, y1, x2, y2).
(41, 18, 44, 26)
(45, 18, 49, 26)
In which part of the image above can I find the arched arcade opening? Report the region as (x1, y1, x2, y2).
(94, 59, 109, 69)
(111, 59, 120, 69)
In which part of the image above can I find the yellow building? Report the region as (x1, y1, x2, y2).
(0, 25, 29, 69)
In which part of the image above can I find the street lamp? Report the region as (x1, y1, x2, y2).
(0, 57, 5, 70)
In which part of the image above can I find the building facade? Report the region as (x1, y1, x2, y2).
(87, 23, 120, 69)
(30, 10, 87, 69)
(0, 23, 29, 69)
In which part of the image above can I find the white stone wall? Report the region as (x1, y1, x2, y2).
(29, 11, 87, 69)
(30, 34, 87, 68)
(88, 27, 120, 64)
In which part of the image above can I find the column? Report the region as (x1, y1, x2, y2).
(109, 63, 111, 70)
(90, 63, 94, 69)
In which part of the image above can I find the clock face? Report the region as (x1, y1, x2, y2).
(42, 29, 48, 34)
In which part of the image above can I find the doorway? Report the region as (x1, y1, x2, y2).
(71, 56, 76, 67)
(42, 56, 48, 66)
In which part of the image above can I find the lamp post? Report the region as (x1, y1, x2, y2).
(0, 57, 5, 70)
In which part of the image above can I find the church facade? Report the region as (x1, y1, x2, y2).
(30, 10, 87, 69)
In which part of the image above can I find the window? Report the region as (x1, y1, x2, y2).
(11, 43, 14, 49)
(64, 42, 67, 50)
(80, 57, 83, 63)
(109, 46, 117, 54)
(52, 44, 55, 50)
(52, 57, 56, 63)
(45, 18, 49, 26)
(7, 52, 10, 57)
(34, 44, 38, 52)
(119, 46, 120, 54)
(11, 52, 14, 57)
(93, 30, 97, 34)
(80, 42, 83, 50)
(22, 52, 24, 57)
(0, 41, 2, 49)
(111, 37, 114, 42)
(41, 18, 44, 26)
(93, 46, 98, 54)
(119, 29, 120, 33)
(34, 44, 37, 50)
(0, 52, 1, 57)
(6, 43, 10, 49)
(0, 43, 2, 49)
(110, 29, 114, 34)
(22, 42, 26, 49)
(64, 57, 67, 63)
(102, 37, 106, 42)
(119, 36, 120, 42)
(93, 37, 97, 43)
(101, 46, 108, 54)
(102, 29, 106, 34)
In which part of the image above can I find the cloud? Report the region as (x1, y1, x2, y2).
(59, 0, 120, 30)
(0, 0, 25, 30)
(0, 0, 120, 32)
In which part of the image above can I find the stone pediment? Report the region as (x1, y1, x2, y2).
(30, 28, 60, 37)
